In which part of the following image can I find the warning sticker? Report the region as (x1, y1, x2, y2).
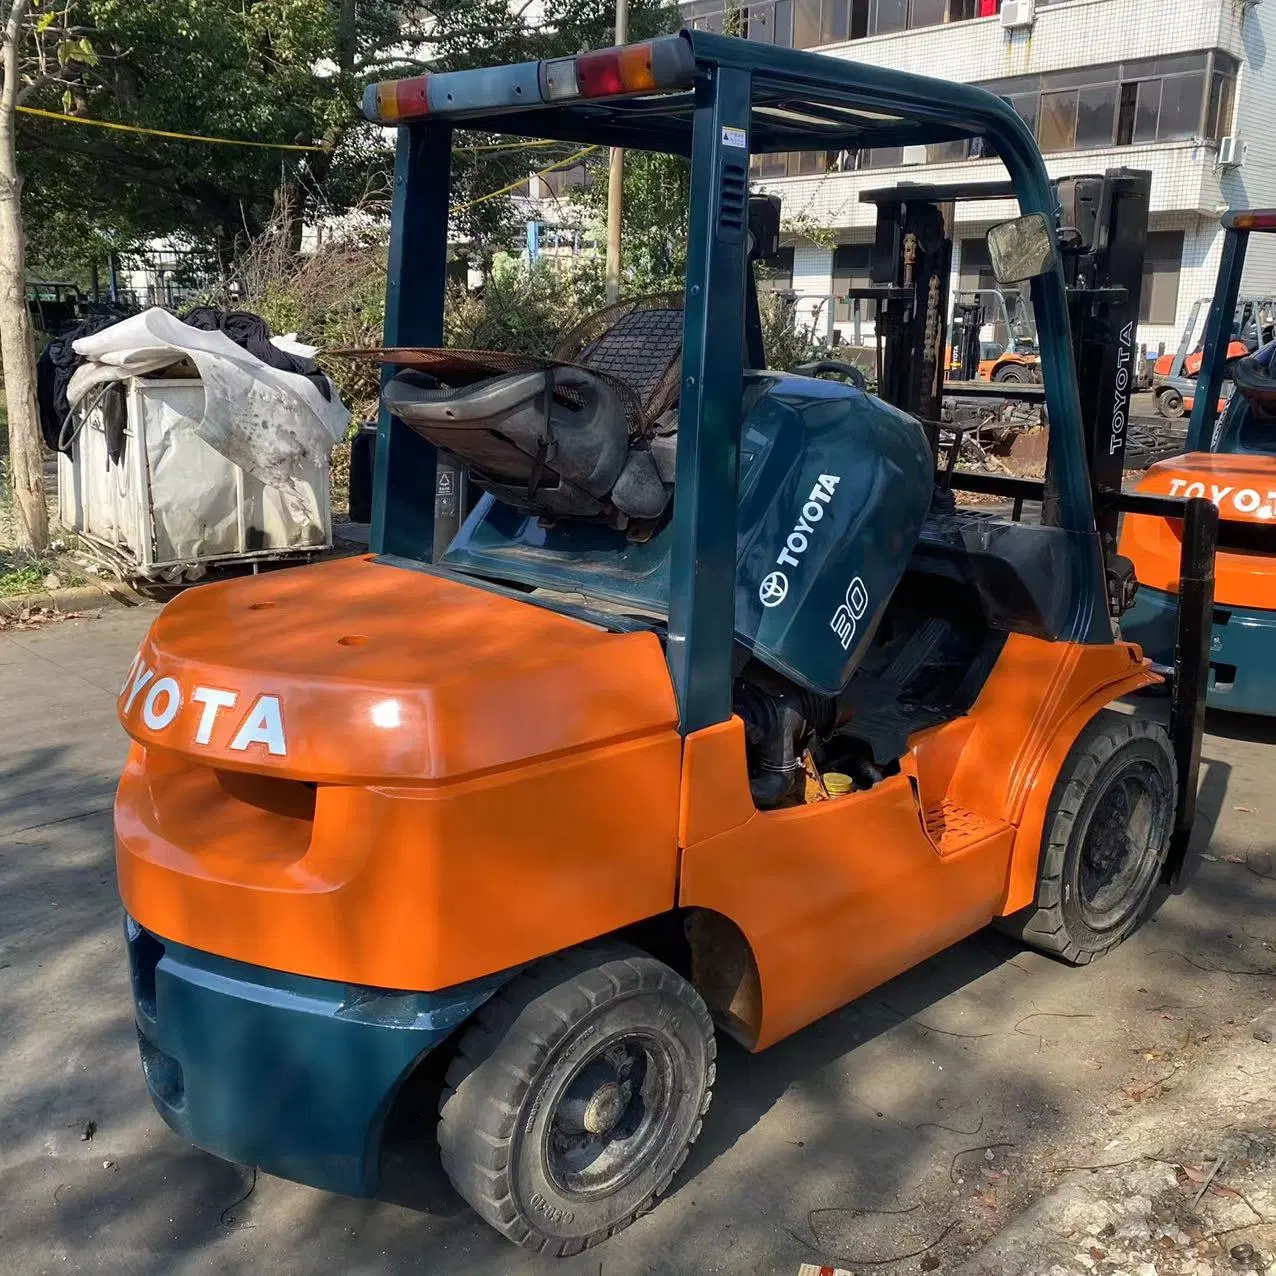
(721, 125, 747, 149)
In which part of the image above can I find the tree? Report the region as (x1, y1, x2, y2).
(0, 0, 94, 552)
(569, 149, 691, 295)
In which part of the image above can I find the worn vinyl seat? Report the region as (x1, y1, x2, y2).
(381, 295, 684, 527)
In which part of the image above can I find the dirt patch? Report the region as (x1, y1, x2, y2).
(954, 1022, 1276, 1276)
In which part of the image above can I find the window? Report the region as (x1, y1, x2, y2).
(927, 139, 971, 163)
(980, 51, 1231, 155)
(1207, 54, 1238, 141)
(1158, 72, 1206, 140)
(738, 0, 794, 42)
(1038, 90, 1077, 152)
(833, 243, 876, 322)
(958, 238, 998, 294)
(791, 149, 829, 175)
(862, 146, 903, 168)
(869, 0, 907, 32)
(749, 150, 838, 178)
(541, 164, 589, 198)
(683, 0, 723, 32)
(785, 0, 962, 44)
(910, 0, 948, 27)
(1076, 82, 1118, 149)
(757, 246, 796, 293)
(1140, 230, 1184, 326)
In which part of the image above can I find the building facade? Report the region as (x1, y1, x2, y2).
(686, 0, 1276, 357)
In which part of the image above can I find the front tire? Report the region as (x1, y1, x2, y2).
(993, 363, 1028, 384)
(438, 944, 715, 1256)
(1001, 710, 1175, 965)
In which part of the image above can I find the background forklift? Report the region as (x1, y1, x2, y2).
(113, 32, 1218, 1258)
(1152, 290, 1276, 420)
(1122, 208, 1276, 714)
(949, 286, 1041, 384)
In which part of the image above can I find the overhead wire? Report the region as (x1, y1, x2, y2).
(453, 143, 600, 211)
(16, 104, 329, 151)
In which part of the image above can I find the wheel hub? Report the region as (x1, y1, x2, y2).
(583, 1080, 626, 1135)
(1076, 760, 1168, 931)
(544, 1033, 675, 1198)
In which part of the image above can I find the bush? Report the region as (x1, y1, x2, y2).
(444, 253, 606, 356)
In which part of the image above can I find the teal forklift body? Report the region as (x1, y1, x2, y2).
(1123, 585, 1276, 716)
(126, 917, 500, 1195)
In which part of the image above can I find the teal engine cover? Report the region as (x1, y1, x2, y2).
(442, 373, 935, 697)
(732, 376, 933, 694)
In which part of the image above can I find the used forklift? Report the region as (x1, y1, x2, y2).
(1152, 290, 1276, 420)
(1121, 208, 1276, 714)
(949, 287, 1040, 384)
(113, 32, 1217, 1257)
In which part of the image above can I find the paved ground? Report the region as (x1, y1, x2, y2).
(2, 606, 1274, 1276)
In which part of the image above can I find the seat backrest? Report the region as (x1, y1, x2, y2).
(554, 293, 683, 430)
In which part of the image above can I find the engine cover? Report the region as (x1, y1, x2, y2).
(443, 372, 934, 695)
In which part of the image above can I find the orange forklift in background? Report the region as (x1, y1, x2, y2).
(114, 34, 1217, 1258)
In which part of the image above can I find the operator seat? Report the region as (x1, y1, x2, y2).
(381, 294, 683, 527)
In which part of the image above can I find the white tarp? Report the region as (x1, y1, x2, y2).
(67, 308, 349, 520)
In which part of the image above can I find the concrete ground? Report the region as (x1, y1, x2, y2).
(2, 606, 1274, 1276)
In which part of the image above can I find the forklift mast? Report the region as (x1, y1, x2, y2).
(950, 293, 985, 382)
(1055, 169, 1152, 545)
(855, 171, 1151, 606)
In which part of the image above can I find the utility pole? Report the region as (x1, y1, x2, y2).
(604, 0, 628, 304)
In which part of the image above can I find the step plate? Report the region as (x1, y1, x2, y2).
(923, 799, 1008, 855)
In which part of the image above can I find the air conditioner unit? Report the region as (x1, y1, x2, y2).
(1001, 0, 1036, 29)
(1218, 135, 1244, 167)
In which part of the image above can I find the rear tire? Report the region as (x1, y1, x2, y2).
(993, 363, 1028, 384)
(1000, 710, 1175, 965)
(438, 944, 715, 1256)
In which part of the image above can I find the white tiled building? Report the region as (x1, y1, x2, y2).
(686, 0, 1276, 357)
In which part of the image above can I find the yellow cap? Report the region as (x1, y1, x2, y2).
(823, 772, 854, 796)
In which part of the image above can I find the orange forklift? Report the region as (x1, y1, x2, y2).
(114, 33, 1217, 1256)
(949, 286, 1041, 384)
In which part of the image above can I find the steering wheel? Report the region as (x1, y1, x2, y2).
(794, 358, 868, 391)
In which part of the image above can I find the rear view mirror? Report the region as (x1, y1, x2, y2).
(987, 214, 1057, 285)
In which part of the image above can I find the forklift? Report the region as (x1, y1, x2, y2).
(1152, 291, 1276, 420)
(949, 287, 1040, 384)
(1121, 208, 1276, 714)
(113, 32, 1218, 1256)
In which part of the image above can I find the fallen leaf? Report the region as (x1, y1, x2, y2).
(1089, 1247, 1107, 1261)
(1210, 1184, 1241, 1199)
(1223, 854, 1247, 864)
(920, 1256, 941, 1272)
(1234, 805, 1255, 813)
(1182, 1165, 1210, 1185)
(974, 1189, 998, 1210)
(981, 1167, 1007, 1182)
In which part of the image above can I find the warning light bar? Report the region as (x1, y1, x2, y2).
(362, 34, 695, 124)
(1223, 209, 1276, 232)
